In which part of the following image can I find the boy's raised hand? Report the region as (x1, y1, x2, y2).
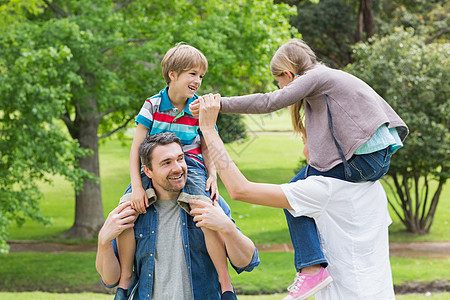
(189, 98, 200, 117)
(130, 187, 149, 214)
(190, 93, 222, 118)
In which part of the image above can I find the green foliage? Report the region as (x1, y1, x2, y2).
(217, 113, 247, 143)
(0, 23, 91, 251)
(0, 0, 297, 247)
(346, 28, 449, 233)
(0, 0, 45, 29)
(378, 1, 450, 40)
(290, 0, 357, 67)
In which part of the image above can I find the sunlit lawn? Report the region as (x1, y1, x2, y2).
(5, 110, 449, 296)
(10, 133, 448, 244)
(0, 292, 448, 300)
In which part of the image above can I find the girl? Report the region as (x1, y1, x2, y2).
(194, 93, 396, 299)
(191, 39, 407, 300)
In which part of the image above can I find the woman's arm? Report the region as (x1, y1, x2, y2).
(190, 69, 320, 116)
(197, 95, 292, 209)
(220, 67, 321, 114)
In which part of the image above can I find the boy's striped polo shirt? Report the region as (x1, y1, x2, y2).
(135, 87, 204, 165)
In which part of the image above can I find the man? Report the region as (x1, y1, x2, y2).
(95, 132, 259, 300)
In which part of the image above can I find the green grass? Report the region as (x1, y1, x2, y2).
(0, 292, 448, 300)
(243, 108, 293, 132)
(1, 251, 449, 295)
(390, 256, 450, 284)
(0, 252, 103, 293)
(5, 114, 449, 296)
(9, 122, 449, 244)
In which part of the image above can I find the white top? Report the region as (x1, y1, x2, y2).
(281, 177, 395, 300)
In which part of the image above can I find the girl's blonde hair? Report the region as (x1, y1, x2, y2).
(161, 43, 208, 85)
(270, 39, 317, 134)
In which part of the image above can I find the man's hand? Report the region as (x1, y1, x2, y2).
(190, 199, 233, 233)
(98, 202, 137, 246)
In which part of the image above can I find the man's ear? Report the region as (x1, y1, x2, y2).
(143, 165, 153, 179)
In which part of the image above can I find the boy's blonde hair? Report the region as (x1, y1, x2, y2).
(161, 43, 208, 85)
(270, 39, 318, 134)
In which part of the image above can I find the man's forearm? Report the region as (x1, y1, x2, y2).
(220, 225, 255, 268)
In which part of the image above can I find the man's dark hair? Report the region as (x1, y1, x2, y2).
(139, 132, 182, 170)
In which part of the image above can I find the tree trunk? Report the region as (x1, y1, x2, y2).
(355, 0, 364, 42)
(355, 0, 375, 42)
(62, 97, 104, 239)
(362, 0, 375, 39)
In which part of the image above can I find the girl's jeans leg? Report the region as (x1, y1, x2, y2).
(284, 147, 392, 271)
(307, 147, 392, 182)
(284, 166, 328, 271)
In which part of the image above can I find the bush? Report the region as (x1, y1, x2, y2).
(345, 28, 449, 233)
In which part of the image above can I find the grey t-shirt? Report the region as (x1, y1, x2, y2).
(152, 199, 193, 300)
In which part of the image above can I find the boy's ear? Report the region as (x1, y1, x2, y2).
(143, 165, 153, 179)
(168, 70, 177, 81)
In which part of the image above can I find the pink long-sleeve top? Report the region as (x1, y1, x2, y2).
(221, 64, 408, 171)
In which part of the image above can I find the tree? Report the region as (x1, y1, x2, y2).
(289, 0, 357, 67)
(378, 1, 449, 45)
(275, 0, 379, 67)
(355, 0, 375, 42)
(0, 0, 296, 246)
(283, 0, 449, 67)
(0, 0, 87, 253)
(345, 28, 449, 233)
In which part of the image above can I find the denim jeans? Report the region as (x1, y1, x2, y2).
(284, 146, 392, 271)
(307, 146, 392, 182)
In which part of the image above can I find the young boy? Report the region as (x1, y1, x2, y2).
(115, 44, 235, 300)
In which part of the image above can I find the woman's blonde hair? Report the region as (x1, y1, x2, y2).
(270, 39, 317, 134)
(161, 43, 208, 85)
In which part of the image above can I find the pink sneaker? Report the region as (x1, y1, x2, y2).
(282, 267, 333, 300)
